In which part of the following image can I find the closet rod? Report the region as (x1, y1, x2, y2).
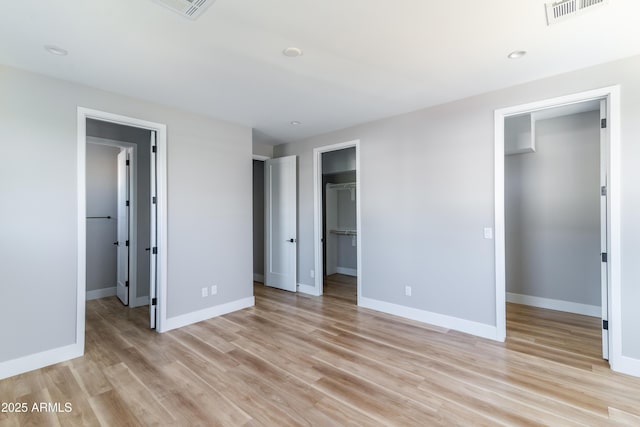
(329, 229, 357, 236)
(86, 216, 112, 219)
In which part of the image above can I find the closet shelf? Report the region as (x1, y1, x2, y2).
(328, 182, 356, 190)
(330, 229, 357, 236)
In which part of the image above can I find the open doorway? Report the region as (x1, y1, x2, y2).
(85, 119, 152, 314)
(78, 108, 168, 335)
(504, 100, 606, 361)
(494, 86, 621, 367)
(252, 157, 267, 284)
(313, 140, 362, 303)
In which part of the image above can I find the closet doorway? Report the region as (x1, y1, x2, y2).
(494, 86, 621, 366)
(78, 107, 168, 333)
(313, 140, 362, 303)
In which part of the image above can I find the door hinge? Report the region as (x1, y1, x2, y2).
(152, 145, 157, 153)
(126, 159, 130, 166)
(126, 200, 130, 207)
(601, 252, 608, 262)
(125, 280, 129, 288)
(601, 118, 607, 129)
(603, 320, 609, 330)
(152, 196, 157, 204)
(126, 240, 129, 247)
(152, 247, 157, 254)
(152, 297, 157, 306)
(601, 186, 607, 196)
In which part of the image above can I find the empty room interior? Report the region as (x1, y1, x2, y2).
(2, 0, 640, 425)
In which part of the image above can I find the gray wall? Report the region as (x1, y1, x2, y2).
(253, 160, 264, 278)
(274, 54, 640, 360)
(323, 147, 356, 174)
(86, 144, 119, 292)
(87, 120, 152, 299)
(252, 141, 274, 158)
(0, 64, 253, 364)
(506, 111, 601, 306)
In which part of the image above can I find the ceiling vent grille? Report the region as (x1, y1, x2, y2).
(545, 0, 608, 25)
(152, 0, 216, 20)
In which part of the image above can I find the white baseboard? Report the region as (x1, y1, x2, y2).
(86, 287, 116, 300)
(297, 283, 320, 296)
(253, 273, 264, 283)
(507, 293, 600, 317)
(130, 296, 149, 308)
(613, 355, 640, 378)
(336, 267, 357, 277)
(359, 297, 498, 341)
(0, 343, 83, 380)
(163, 297, 255, 333)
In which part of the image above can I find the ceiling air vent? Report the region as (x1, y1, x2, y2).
(545, 0, 608, 25)
(152, 0, 216, 20)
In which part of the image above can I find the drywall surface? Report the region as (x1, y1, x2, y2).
(506, 112, 600, 306)
(252, 141, 274, 158)
(86, 143, 119, 292)
(275, 54, 640, 360)
(323, 147, 356, 174)
(0, 64, 253, 364)
(253, 160, 265, 277)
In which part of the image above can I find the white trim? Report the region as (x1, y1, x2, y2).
(77, 111, 87, 359)
(336, 267, 357, 277)
(252, 154, 270, 161)
(131, 296, 150, 308)
(78, 107, 169, 336)
(506, 293, 600, 317)
(297, 283, 320, 296)
(86, 287, 117, 301)
(494, 86, 621, 369)
(87, 136, 139, 308)
(163, 297, 255, 332)
(0, 344, 83, 380)
(360, 297, 498, 341)
(313, 140, 361, 301)
(616, 356, 640, 378)
(253, 273, 265, 283)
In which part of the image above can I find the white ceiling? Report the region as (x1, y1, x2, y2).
(1, 0, 639, 144)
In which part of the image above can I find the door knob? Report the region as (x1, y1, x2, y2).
(287, 238, 297, 243)
(113, 241, 119, 246)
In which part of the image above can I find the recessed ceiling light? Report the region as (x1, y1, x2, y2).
(283, 47, 303, 58)
(290, 121, 302, 126)
(507, 50, 527, 59)
(44, 45, 68, 56)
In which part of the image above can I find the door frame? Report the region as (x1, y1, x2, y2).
(77, 107, 168, 338)
(493, 86, 621, 368)
(87, 137, 138, 306)
(312, 140, 362, 302)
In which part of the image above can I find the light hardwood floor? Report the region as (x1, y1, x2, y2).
(2, 283, 640, 426)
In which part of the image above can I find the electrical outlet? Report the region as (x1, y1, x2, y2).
(201, 287, 208, 298)
(211, 285, 217, 295)
(484, 227, 493, 239)
(310, 270, 315, 278)
(405, 286, 412, 297)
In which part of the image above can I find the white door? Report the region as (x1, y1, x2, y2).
(599, 99, 609, 360)
(265, 155, 297, 292)
(116, 149, 130, 305)
(149, 131, 158, 329)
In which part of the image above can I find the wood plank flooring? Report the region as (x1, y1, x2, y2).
(2, 283, 640, 426)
